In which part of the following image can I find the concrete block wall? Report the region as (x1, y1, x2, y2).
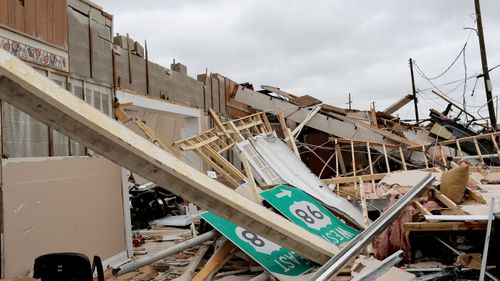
(67, 0, 113, 86)
(67, 2, 241, 116)
(112, 35, 207, 110)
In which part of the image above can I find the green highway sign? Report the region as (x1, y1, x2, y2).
(261, 185, 358, 246)
(201, 212, 315, 277)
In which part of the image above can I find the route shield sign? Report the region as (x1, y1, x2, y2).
(261, 185, 358, 246)
(201, 212, 314, 277)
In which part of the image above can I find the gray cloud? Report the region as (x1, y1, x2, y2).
(102, 0, 500, 120)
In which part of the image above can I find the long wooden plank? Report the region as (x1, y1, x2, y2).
(0, 50, 336, 264)
(404, 221, 486, 232)
(439, 131, 500, 146)
(324, 173, 386, 185)
(192, 240, 235, 281)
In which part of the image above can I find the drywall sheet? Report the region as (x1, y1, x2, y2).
(251, 135, 365, 227)
(2, 156, 127, 277)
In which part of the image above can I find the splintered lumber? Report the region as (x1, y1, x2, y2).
(192, 239, 236, 281)
(277, 109, 300, 157)
(413, 201, 432, 216)
(311, 173, 434, 280)
(433, 189, 466, 214)
(382, 94, 414, 115)
(172, 245, 210, 281)
(0, 49, 337, 264)
(133, 117, 169, 150)
(240, 151, 263, 204)
(114, 231, 218, 275)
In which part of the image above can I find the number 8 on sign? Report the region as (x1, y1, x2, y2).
(235, 226, 282, 255)
(289, 201, 331, 230)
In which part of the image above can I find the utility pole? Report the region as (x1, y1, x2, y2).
(475, 0, 497, 130)
(347, 93, 352, 110)
(409, 58, 419, 122)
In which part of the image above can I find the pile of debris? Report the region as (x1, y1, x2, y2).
(1, 43, 500, 280)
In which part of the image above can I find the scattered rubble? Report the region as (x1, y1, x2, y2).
(0, 1, 499, 280)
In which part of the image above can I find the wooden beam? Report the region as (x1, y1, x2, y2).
(439, 131, 500, 146)
(330, 138, 399, 148)
(399, 146, 407, 171)
(466, 187, 486, 204)
(335, 141, 347, 176)
(291, 105, 321, 137)
(324, 173, 386, 185)
(382, 144, 391, 172)
(431, 90, 476, 120)
(240, 151, 263, 204)
(413, 201, 432, 216)
(192, 239, 236, 281)
(0, 49, 338, 264)
(351, 140, 356, 176)
(473, 138, 485, 165)
(208, 108, 233, 143)
(369, 109, 378, 127)
(190, 147, 240, 188)
(227, 121, 245, 142)
(433, 190, 466, 214)
(178, 136, 219, 151)
(491, 134, 500, 158)
(277, 109, 300, 158)
(133, 117, 169, 150)
(404, 221, 487, 232)
(421, 145, 429, 168)
(174, 245, 210, 281)
(383, 94, 414, 115)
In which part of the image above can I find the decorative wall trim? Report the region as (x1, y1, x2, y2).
(0, 28, 69, 72)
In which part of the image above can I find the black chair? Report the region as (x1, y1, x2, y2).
(33, 253, 104, 281)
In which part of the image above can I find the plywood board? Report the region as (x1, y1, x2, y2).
(2, 156, 127, 277)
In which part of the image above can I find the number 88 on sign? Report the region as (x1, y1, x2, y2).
(289, 201, 332, 230)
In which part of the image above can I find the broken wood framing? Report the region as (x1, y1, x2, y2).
(277, 109, 300, 157)
(192, 239, 236, 281)
(173, 111, 274, 188)
(114, 231, 218, 275)
(133, 117, 169, 150)
(291, 105, 321, 138)
(235, 87, 418, 147)
(323, 173, 387, 185)
(430, 90, 476, 121)
(0, 49, 338, 264)
(173, 245, 210, 281)
(312, 173, 435, 280)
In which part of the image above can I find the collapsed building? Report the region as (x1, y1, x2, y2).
(0, 0, 499, 280)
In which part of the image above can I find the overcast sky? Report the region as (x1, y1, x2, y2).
(102, 1, 500, 121)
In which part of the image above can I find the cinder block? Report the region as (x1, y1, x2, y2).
(133, 41, 144, 58)
(171, 62, 187, 75)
